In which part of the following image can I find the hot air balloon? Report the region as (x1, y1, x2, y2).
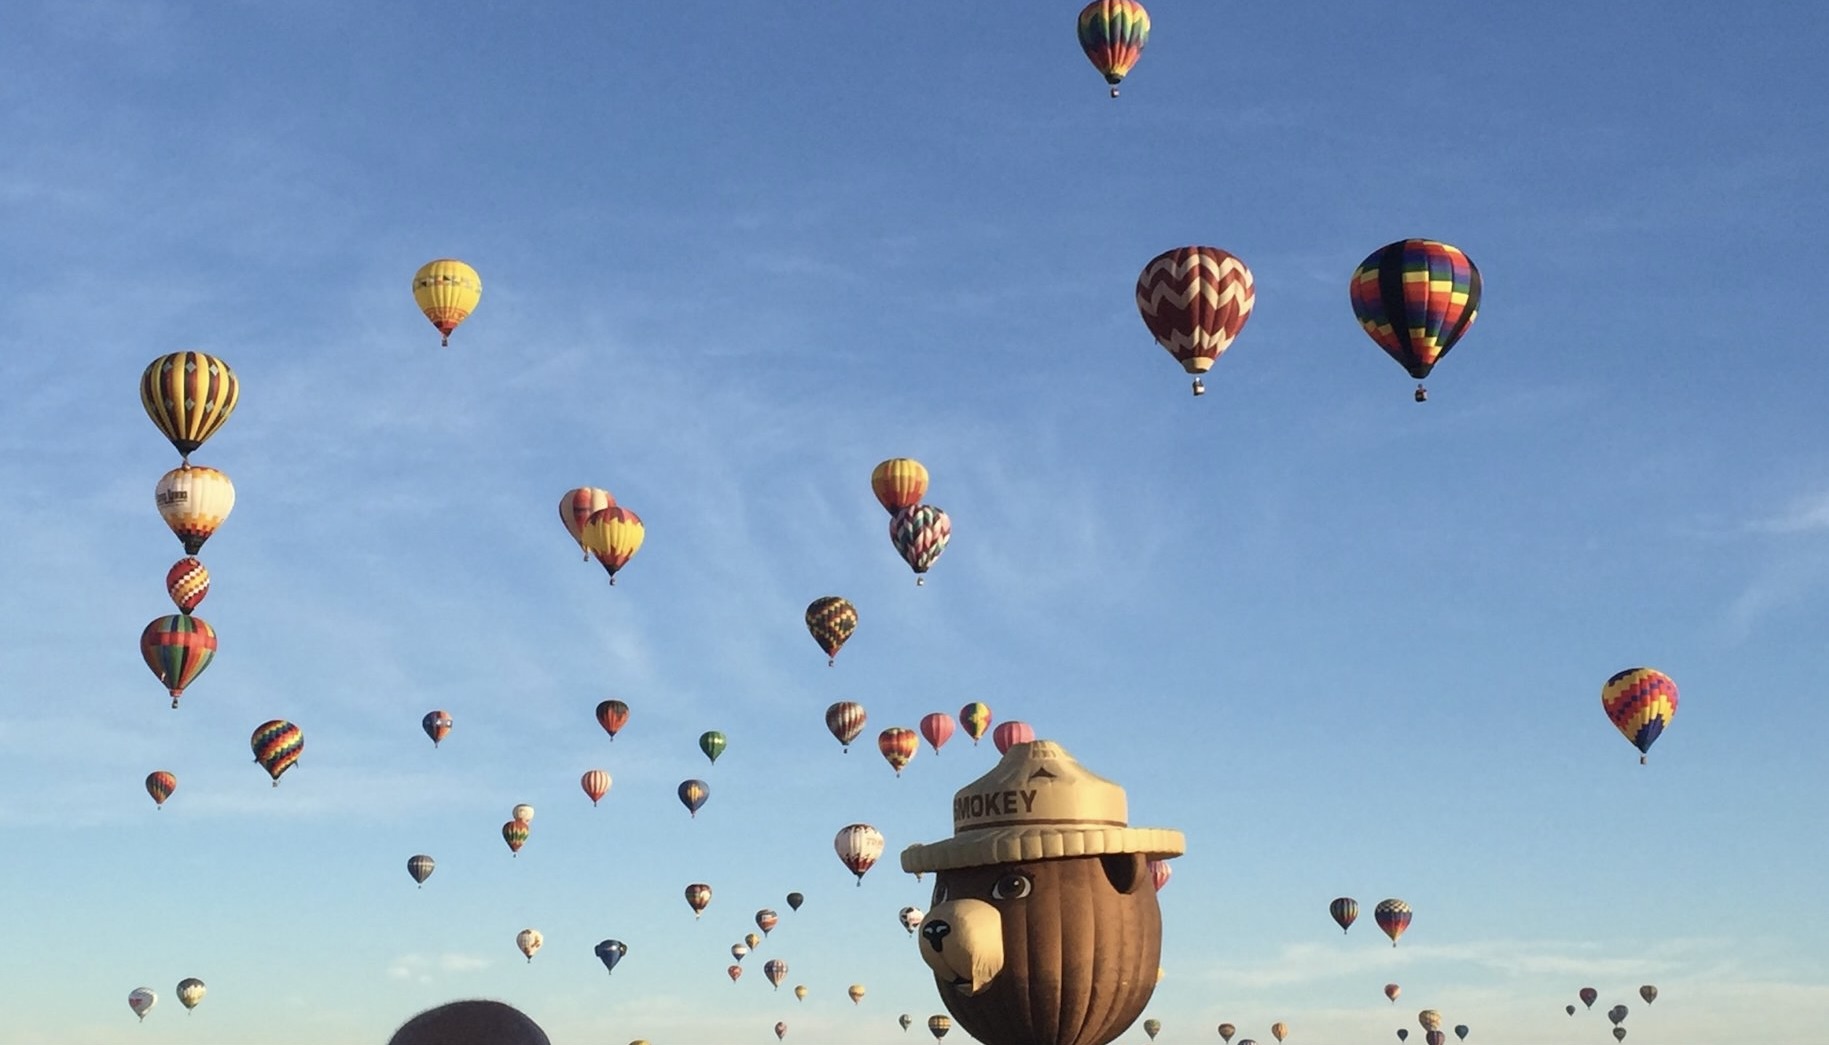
(1385, 983, 1402, 1003)
(581, 769, 612, 805)
(992, 720, 1034, 755)
(141, 613, 217, 708)
(795, 985, 809, 1001)
(1218, 1024, 1236, 1043)
(1419, 1010, 1442, 1032)
(145, 770, 177, 809)
(502, 820, 529, 855)
(1608, 1005, 1628, 1026)
(595, 939, 627, 974)
(1453, 1026, 1469, 1042)
(786, 892, 804, 911)
(871, 458, 930, 515)
(928, 1014, 951, 1040)
(1136, 245, 1256, 396)
(756, 909, 778, 935)
(156, 464, 234, 555)
(764, 958, 788, 990)
(1076, 0, 1149, 97)
(560, 487, 616, 560)
(1614, 1029, 1627, 1043)
(1272, 1022, 1289, 1043)
(920, 712, 954, 754)
(732, 943, 750, 962)
(959, 702, 992, 744)
(805, 596, 859, 666)
(1147, 859, 1172, 892)
(1375, 899, 1411, 946)
(899, 906, 924, 935)
(1349, 239, 1481, 402)
(141, 352, 240, 462)
(516, 928, 542, 962)
(1330, 897, 1359, 933)
(165, 557, 209, 614)
(849, 984, 867, 1005)
(879, 727, 918, 776)
(685, 883, 712, 918)
(1639, 985, 1657, 1004)
(413, 259, 482, 346)
(407, 854, 436, 887)
(250, 719, 301, 786)
(1144, 1018, 1162, 1040)
(128, 987, 157, 1021)
(826, 701, 867, 751)
(176, 977, 205, 1012)
(1581, 987, 1598, 1009)
(1398, 1031, 1409, 1043)
(678, 779, 709, 817)
(1425, 1033, 1445, 1045)
(1566, 1006, 1576, 1016)
(699, 730, 726, 764)
(834, 823, 885, 884)
(420, 709, 453, 747)
(775, 1022, 787, 1040)
(901, 1014, 913, 1031)
(745, 932, 762, 949)
(513, 804, 535, 824)
(728, 964, 743, 983)
(889, 505, 950, 583)
(596, 699, 629, 739)
(583, 506, 644, 584)
(1602, 668, 1678, 764)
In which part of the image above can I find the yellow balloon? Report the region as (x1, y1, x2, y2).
(583, 506, 645, 584)
(848, 984, 866, 1004)
(794, 985, 808, 1001)
(412, 259, 482, 346)
(155, 465, 235, 555)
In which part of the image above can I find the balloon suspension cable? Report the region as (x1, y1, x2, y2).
(1192, 377, 1206, 396)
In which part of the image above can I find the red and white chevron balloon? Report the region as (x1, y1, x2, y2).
(1135, 246, 1255, 392)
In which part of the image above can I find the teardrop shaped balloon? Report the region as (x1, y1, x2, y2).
(1608, 1005, 1628, 1026)
(731, 943, 750, 962)
(727, 964, 742, 983)
(1580, 987, 1598, 1008)
(745, 932, 761, 950)
(991, 720, 1033, 755)
(826, 701, 867, 751)
(1148, 859, 1171, 891)
(878, 727, 918, 776)
(128, 987, 157, 1021)
(928, 1015, 951, 1040)
(155, 465, 235, 555)
(560, 487, 616, 560)
(583, 506, 645, 584)
(250, 719, 302, 786)
(596, 699, 629, 739)
(678, 779, 709, 817)
(959, 702, 992, 744)
(786, 891, 803, 911)
(1385, 983, 1401, 1003)
(849, 983, 867, 1005)
(871, 458, 930, 515)
(1077, 0, 1150, 97)
(764, 958, 789, 990)
(141, 614, 217, 709)
(1142, 1018, 1162, 1040)
(1426, 1032, 1446, 1045)
(1419, 1010, 1442, 1032)
(1136, 246, 1256, 395)
(1271, 1022, 1288, 1043)
(919, 712, 954, 754)
(176, 977, 206, 1012)
(699, 730, 727, 764)
(421, 709, 452, 747)
(899, 906, 923, 935)
(794, 984, 808, 1001)
(581, 769, 612, 806)
(1398, 1031, 1409, 1042)
(407, 854, 435, 886)
(502, 819, 528, 854)
(756, 909, 778, 935)
(1375, 898, 1412, 946)
(834, 823, 885, 885)
(685, 883, 713, 918)
(1639, 985, 1657, 1005)
(1613, 1029, 1627, 1043)
(806, 596, 859, 666)
(889, 505, 950, 584)
(1454, 1026, 1468, 1042)
(1602, 668, 1678, 764)
(595, 939, 627, 974)
(1349, 239, 1481, 400)
(1218, 1024, 1236, 1043)
(901, 1015, 913, 1031)
(775, 1021, 787, 1040)
(165, 557, 210, 614)
(141, 352, 239, 462)
(1330, 897, 1359, 933)
(1566, 1006, 1576, 1016)
(515, 927, 542, 962)
(413, 259, 482, 346)
(145, 770, 177, 808)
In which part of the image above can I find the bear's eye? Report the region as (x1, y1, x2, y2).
(992, 873, 1032, 900)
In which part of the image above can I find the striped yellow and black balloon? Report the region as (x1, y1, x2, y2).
(1077, 0, 1150, 98)
(412, 259, 482, 346)
(1350, 239, 1481, 399)
(251, 719, 303, 786)
(870, 459, 929, 516)
(141, 352, 239, 463)
(806, 595, 859, 666)
(1602, 667, 1678, 764)
(141, 614, 217, 708)
(583, 505, 645, 584)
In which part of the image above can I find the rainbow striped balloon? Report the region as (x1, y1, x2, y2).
(140, 614, 217, 708)
(1077, 0, 1150, 97)
(1350, 239, 1481, 389)
(1602, 668, 1678, 764)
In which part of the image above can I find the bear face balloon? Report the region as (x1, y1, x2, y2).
(901, 740, 1185, 1045)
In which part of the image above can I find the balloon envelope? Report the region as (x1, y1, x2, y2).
(128, 987, 157, 1021)
(595, 939, 627, 974)
(581, 769, 611, 805)
(826, 701, 867, 750)
(756, 909, 778, 935)
(145, 770, 177, 808)
(806, 596, 859, 665)
(1077, 0, 1150, 95)
(685, 883, 713, 917)
(250, 719, 302, 785)
(992, 720, 1033, 755)
(699, 730, 726, 764)
(1375, 899, 1412, 945)
(176, 978, 205, 1011)
(155, 464, 234, 555)
(1349, 239, 1481, 386)
(786, 891, 804, 911)
(165, 557, 210, 614)
(889, 505, 950, 582)
(920, 712, 955, 753)
(560, 487, 615, 557)
(412, 258, 482, 345)
(871, 458, 929, 514)
(596, 699, 629, 739)
(1639, 985, 1657, 1004)
(1330, 897, 1359, 933)
(1136, 245, 1256, 393)
(834, 823, 885, 883)
(583, 506, 645, 583)
(959, 702, 992, 743)
(1602, 668, 1678, 763)
(515, 928, 542, 962)
(678, 779, 709, 817)
(407, 854, 436, 885)
(879, 727, 918, 775)
(421, 709, 452, 747)
(141, 352, 239, 461)
(764, 958, 789, 989)
(141, 614, 217, 708)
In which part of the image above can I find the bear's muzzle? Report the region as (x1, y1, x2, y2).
(918, 898, 1004, 996)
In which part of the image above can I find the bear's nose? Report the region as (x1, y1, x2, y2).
(921, 919, 951, 952)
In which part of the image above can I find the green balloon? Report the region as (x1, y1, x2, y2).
(699, 730, 727, 764)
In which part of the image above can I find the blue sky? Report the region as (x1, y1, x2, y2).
(2, 1, 1826, 1042)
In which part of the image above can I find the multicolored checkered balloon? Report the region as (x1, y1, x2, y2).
(1602, 667, 1678, 764)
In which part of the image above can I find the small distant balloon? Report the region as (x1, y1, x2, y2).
(849, 984, 867, 1005)
(928, 1014, 951, 1040)
(920, 712, 954, 754)
(1425, 1033, 1445, 1045)
(745, 932, 761, 950)
(1614, 1029, 1627, 1043)
(581, 769, 612, 805)
(835, 823, 885, 884)
(1419, 1010, 1442, 1032)
(250, 719, 302, 786)
(678, 779, 710, 817)
(412, 258, 482, 346)
(775, 1022, 787, 1040)
(145, 770, 177, 809)
(1077, 0, 1150, 98)
(176, 978, 205, 1012)
(901, 1014, 913, 1031)
(407, 854, 435, 887)
(958, 702, 992, 744)
(806, 596, 859, 666)
(1398, 1032, 1409, 1043)
(756, 909, 778, 935)
(1272, 1022, 1288, 1043)
(502, 820, 529, 855)
(786, 891, 804, 911)
(156, 464, 235, 556)
(685, 883, 713, 918)
(899, 906, 923, 935)
(1639, 985, 1657, 1005)
(795, 985, 809, 1001)
(141, 352, 239, 462)
(596, 699, 630, 739)
(1454, 1026, 1469, 1042)
(128, 987, 157, 1022)
(889, 504, 950, 584)
(1144, 1018, 1161, 1040)
(1375, 899, 1412, 946)
(1330, 897, 1359, 933)
(727, 964, 743, 983)
(516, 928, 542, 962)
(581, 504, 646, 584)
(871, 458, 929, 515)
(595, 939, 627, 975)
(1218, 1024, 1236, 1043)
(992, 720, 1033, 754)
(1602, 667, 1678, 764)
(826, 701, 868, 751)
(699, 730, 727, 764)
(1580, 987, 1598, 1009)
(1385, 983, 1401, 1003)
(764, 958, 788, 990)
(560, 487, 616, 559)
(879, 727, 918, 776)
(421, 709, 452, 747)
(1608, 1005, 1628, 1026)
(1566, 1006, 1576, 1016)
(141, 613, 217, 709)
(732, 943, 750, 962)
(1148, 859, 1171, 892)
(513, 804, 535, 824)
(165, 557, 210, 614)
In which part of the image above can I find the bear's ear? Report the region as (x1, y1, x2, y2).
(1102, 852, 1149, 895)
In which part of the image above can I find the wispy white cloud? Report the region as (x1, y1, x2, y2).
(386, 951, 491, 983)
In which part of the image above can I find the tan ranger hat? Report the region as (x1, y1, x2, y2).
(901, 739, 1185, 874)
